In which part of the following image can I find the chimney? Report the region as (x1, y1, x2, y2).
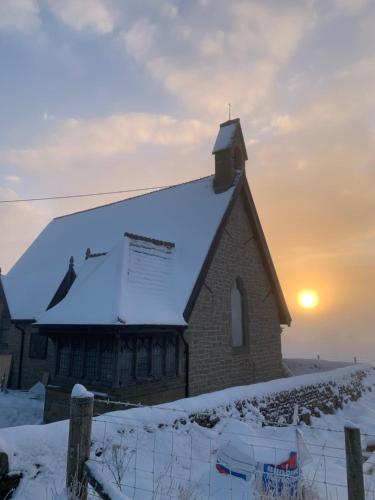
(212, 118, 248, 193)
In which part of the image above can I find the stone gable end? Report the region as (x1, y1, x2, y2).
(187, 189, 284, 395)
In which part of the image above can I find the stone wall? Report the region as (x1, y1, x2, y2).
(186, 190, 284, 396)
(189, 367, 374, 429)
(47, 366, 375, 429)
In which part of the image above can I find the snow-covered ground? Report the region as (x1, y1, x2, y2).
(0, 383, 44, 429)
(284, 358, 352, 376)
(0, 365, 374, 499)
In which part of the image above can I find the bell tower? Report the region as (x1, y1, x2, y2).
(212, 118, 248, 193)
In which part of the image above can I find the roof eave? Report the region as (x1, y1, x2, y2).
(241, 178, 291, 326)
(37, 323, 188, 331)
(184, 174, 243, 320)
(0, 276, 11, 320)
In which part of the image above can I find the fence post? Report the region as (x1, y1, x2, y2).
(345, 424, 365, 500)
(66, 384, 94, 500)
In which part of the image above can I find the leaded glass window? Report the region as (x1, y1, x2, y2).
(136, 339, 149, 379)
(57, 339, 70, 376)
(119, 340, 134, 385)
(100, 340, 113, 385)
(166, 337, 177, 376)
(85, 339, 98, 380)
(55, 333, 180, 384)
(151, 338, 163, 378)
(71, 338, 84, 378)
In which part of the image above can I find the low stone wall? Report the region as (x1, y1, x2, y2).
(189, 366, 374, 429)
(45, 365, 375, 430)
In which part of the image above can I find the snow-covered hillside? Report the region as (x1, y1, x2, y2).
(284, 358, 352, 376)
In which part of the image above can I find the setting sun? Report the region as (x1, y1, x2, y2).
(297, 289, 319, 309)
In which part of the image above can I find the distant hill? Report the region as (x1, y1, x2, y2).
(284, 358, 352, 376)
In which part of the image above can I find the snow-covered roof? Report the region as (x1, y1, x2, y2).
(212, 122, 238, 153)
(37, 233, 185, 326)
(212, 119, 248, 161)
(3, 176, 236, 323)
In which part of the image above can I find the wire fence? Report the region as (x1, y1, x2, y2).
(78, 398, 375, 500)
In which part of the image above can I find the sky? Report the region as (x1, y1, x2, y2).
(0, 0, 374, 363)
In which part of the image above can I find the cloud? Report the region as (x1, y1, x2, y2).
(333, 0, 372, 11)
(121, 19, 157, 59)
(3, 175, 21, 183)
(0, 0, 40, 32)
(0, 113, 213, 171)
(120, 1, 314, 116)
(46, 0, 114, 33)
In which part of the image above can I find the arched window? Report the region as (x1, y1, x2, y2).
(231, 279, 245, 347)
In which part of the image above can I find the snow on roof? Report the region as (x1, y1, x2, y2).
(4, 176, 236, 322)
(212, 121, 238, 153)
(38, 232, 185, 326)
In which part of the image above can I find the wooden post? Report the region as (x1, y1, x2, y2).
(345, 424, 365, 500)
(66, 384, 94, 500)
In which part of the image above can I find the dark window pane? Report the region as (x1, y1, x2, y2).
(29, 331, 48, 359)
(85, 339, 98, 380)
(71, 338, 84, 378)
(57, 340, 70, 376)
(100, 340, 113, 385)
(231, 281, 244, 347)
(136, 340, 149, 379)
(119, 340, 134, 385)
(29, 332, 48, 359)
(152, 339, 163, 378)
(166, 337, 177, 376)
